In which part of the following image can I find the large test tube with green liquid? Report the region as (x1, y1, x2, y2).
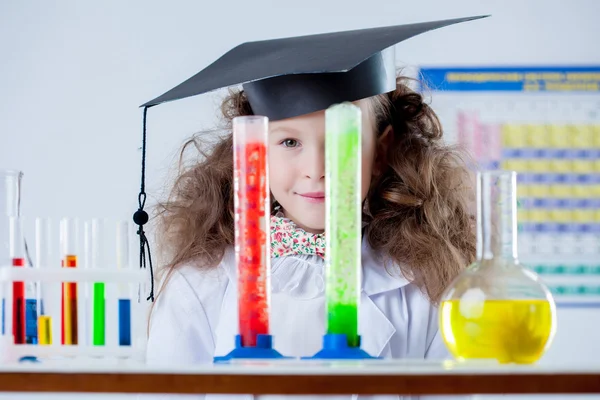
(325, 103, 362, 347)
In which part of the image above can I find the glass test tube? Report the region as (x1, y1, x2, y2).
(116, 221, 132, 346)
(25, 276, 37, 344)
(23, 217, 38, 345)
(60, 218, 79, 345)
(35, 218, 56, 345)
(1, 170, 23, 340)
(10, 217, 26, 344)
(88, 219, 106, 346)
(233, 116, 270, 347)
(325, 103, 362, 347)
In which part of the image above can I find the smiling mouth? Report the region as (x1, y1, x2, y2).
(297, 192, 325, 203)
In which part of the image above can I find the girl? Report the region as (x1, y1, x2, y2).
(141, 16, 485, 399)
(146, 76, 476, 398)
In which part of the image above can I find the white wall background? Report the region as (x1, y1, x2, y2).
(1, 0, 600, 398)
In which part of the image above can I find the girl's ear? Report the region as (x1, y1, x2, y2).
(374, 125, 393, 174)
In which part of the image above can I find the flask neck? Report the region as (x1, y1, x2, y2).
(476, 171, 519, 264)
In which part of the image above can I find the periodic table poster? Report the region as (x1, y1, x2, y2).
(418, 66, 600, 308)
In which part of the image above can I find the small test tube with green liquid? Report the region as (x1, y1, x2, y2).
(325, 103, 362, 347)
(90, 219, 106, 346)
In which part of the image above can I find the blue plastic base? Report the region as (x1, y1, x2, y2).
(304, 334, 380, 360)
(213, 334, 287, 362)
(18, 356, 40, 363)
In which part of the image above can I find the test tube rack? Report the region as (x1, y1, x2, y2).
(0, 265, 147, 364)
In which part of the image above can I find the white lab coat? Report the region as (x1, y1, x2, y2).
(146, 238, 465, 400)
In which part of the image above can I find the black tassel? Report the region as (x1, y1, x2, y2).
(133, 106, 155, 302)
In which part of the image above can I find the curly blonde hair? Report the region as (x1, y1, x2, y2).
(154, 76, 476, 303)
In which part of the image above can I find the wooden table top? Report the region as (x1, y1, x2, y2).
(0, 360, 599, 395)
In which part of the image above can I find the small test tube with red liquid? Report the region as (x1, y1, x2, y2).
(60, 218, 79, 345)
(9, 217, 26, 344)
(233, 116, 270, 347)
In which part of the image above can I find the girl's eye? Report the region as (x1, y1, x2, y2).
(281, 139, 299, 148)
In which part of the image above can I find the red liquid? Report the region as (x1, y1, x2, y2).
(235, 141, 269, 347)
(61, 255, 78, 345)
(12, 258, 25, 344)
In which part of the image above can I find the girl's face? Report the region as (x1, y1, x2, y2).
(268, 100, 380, 234)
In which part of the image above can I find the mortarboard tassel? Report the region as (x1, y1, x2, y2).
(133, 106, 155, 302)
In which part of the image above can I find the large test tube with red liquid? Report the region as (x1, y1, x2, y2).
(214, 115, 283, 361)
(234, 116, 270, 347)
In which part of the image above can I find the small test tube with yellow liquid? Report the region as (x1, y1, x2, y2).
(60, 218, 79, 345)
(35, 218, 58, 346)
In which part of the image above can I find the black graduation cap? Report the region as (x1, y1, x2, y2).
(142, 15, 487, 120)
(134, 15, 489, 300)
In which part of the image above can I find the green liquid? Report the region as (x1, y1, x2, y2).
(93, 282, 105, 346)
(328, 303, 359, 347)
(325, 103, 361, 347)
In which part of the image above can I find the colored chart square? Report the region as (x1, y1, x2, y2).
(528, 160, 550, 172)
(551, 286, 563, 295)
(584, 265, 597, 274)
(549, 184, 572, 197)
(550, 210, 572, 223)
(529, 209, 549, 223)
(501, 159, 529, 172)
(535, 265, 548, 274)
(529, 185, 550, 197)
(572, 184, 591, 198)
(550, 160, 573, 173)
(565, 286, 579, 295)
(571, 125, 593, 148)
(573, 160, 595, 173)
(517, 208, 530, 223)
(516, 182, 530, 197)
(526, 125, 549, 147)
(592, 125, 600, 147)
(574, 265, 587, 274)
(573, 209, 595, 223)
(501, 124, 527, 147)
(549, 126, 572, 148)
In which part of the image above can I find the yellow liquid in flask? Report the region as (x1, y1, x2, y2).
(440, 299, 554, 364)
